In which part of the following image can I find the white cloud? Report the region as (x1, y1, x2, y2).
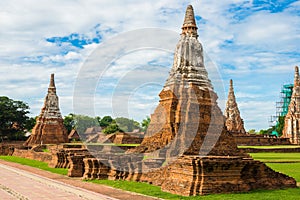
(233, 12, 300, 49)
(0, 0, 299, 131)
(239, 100, 275, 131)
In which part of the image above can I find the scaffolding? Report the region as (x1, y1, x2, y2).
(269, 84, 293, 136)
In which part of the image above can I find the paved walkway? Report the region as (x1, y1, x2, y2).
(0, 160, 158, 200)
(0, 163, 118, 200)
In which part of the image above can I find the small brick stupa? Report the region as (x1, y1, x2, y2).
(24, 74, 68, 146)
(282, 66, 300, 144)
(224, 79, 246, 134)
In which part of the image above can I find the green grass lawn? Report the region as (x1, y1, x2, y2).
(64, 142, 140, 147)
(85, 143, 140, 147)
(1, 154, 299, 200)
(249, 152, 300, 183)
(88, 180, 300, 200)
(0, 156, 68, 175)
(266, 163, 300, 182)
(239, 145, 300, 149)
(42, 148, 50, 153)
(249, 152, 300, 162)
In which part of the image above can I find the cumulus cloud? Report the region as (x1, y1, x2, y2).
(0, 0, 299, 130)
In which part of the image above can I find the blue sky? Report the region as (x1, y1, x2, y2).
(0, 0, 300, 131)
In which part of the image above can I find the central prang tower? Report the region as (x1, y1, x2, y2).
(132, 5, 240, 157)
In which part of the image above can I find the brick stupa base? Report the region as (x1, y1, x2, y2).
(160, 156, 296, 196)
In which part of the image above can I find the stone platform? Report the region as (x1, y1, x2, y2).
(161, 156, 296, 196)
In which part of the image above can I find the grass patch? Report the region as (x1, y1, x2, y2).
(239, 145, 300, 149)
(87, 179, 300, 200)
(0, 156, 68, 175)
(88, 179, 180, 199)
(250, 152, 300, 181)
(266, 163, 300, 182)
(85, 143, 139, 147)
(113, 143, 140, 147)
(42, 148, 50, 153)
(249, 152, 300, 162)
(1, 153, 299, 199)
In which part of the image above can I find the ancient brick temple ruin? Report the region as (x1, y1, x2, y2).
(282, 66, 300, 144)
(224, 81, 290, 146)
(131, 5, 241, 158)
(24, 74, 68, 146)
(82, 5, 296, 196)
(224, 79, 246, 134)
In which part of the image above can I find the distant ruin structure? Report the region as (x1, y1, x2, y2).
(24, 74, 68, 146)
(282, 66, 300, 144)
(224, 79, 246, 134)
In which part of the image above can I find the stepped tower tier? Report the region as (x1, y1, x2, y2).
(24, 74, 68, 146)
(224, 79, 246, 134)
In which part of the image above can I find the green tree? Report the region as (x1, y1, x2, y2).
(64, 114, 103, 134)
(115, 117, 140, 132)
(25, 116, 37, 132)
(95, 116, 101, 126)
(63, 113, 75, 133)
(275, 116, 285, 136)
(0, 96, 30, 140)
(73, 114, 99, 134)
(247, 129, 256, 134)
(259, 127, 274, 135)
(103, 122, 122, 134)
(141, 116, 151, 132)
(99, 116, 113, 127)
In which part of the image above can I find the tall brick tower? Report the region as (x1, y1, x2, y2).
(282, 66, 300, 144)
(132, 5, 240, 156)
(24, 74, 68, 146)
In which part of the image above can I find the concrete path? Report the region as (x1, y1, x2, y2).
(0, 163, 118, 200)
(0, 160, 158, 200)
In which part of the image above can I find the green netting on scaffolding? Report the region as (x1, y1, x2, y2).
(271, 84, 293, 137)
(281, 84, 293, 116)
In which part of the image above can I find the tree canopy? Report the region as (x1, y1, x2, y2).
(64, 114, 146, 135)
(63, 114, 99, 134)
(248, 129, 257, 134)
(0, 96, 31, 140)
(115, 117, 140, 132)
(275, 116, 285, 136)
(63, 113, 76, 133)
(141, 116, 151, 132)
(99, 116, 113, 127)
(103, 122, 122, 134)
